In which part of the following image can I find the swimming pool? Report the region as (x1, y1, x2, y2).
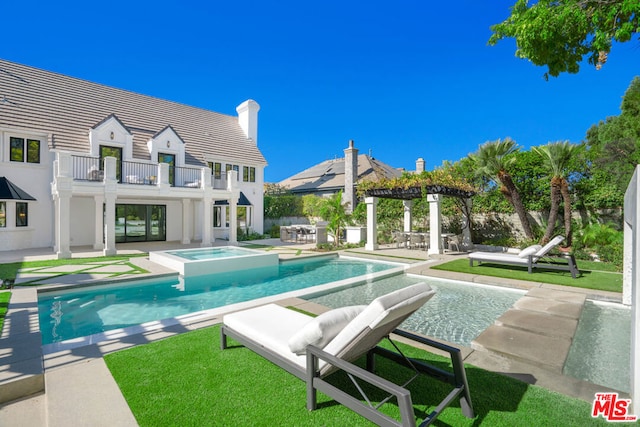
(38, 255, 404, 349)
(310, 279, 632, 393)
(564, 300, 631, 392)
(307, 274, 525, 346)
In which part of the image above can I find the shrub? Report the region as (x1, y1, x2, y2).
(268, 224, 281, 238)
(237, 229, 265, 241)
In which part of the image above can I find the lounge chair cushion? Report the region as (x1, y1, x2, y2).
(288, 305, 367, 355)
(518, 245, 542, 258)
(323, 283, 435, 359)
(534, 235, 565, 257)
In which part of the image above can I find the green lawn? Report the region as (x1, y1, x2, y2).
(104, 325, 623, 426)
(0, 292, 9, 333)
(432, 259, 623, 293)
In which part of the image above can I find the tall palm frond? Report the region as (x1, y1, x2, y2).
(469, 138, 534, 239)
(533, 141, 584, 245)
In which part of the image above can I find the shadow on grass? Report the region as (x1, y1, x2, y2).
(219, 329, 529, 425)
(432, 258, 622, 293)
(319, 343, 528, 426)
(107, 325, 608, 426)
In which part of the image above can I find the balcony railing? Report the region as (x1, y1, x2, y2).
(122, 160, 159, 185)
(73, 155, 102, 181)
(69, 155, 229, 190)
(173, 166, 201, 188)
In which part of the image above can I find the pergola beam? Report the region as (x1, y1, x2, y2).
(363, 185, 476, 254)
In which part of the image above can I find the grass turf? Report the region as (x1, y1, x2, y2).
(0, 254, 149, 282)
(431, 259, 622, 293)
(104, 325, 619, 426)
(0, 292, 9, 333)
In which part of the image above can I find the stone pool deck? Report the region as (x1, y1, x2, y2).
(0, 241, 627, 426)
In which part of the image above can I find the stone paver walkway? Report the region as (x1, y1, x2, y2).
(11, 260, 147, 286)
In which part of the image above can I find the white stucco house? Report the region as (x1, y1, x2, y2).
(0, 59, 267, 257)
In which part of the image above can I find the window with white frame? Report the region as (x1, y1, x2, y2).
(0, 202, 5, 227)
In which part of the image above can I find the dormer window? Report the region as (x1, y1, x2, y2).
(89, 114, 133, 160)
(147, 125, 185, 167)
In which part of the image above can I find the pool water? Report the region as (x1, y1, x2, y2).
(38, 256, 400, 345)
(150, 246, 279, 276)
(311, 279, 632, 393)
(165, 247, 257, 260)
(563, 301, 631, 392)
(307, 274, 525, 347)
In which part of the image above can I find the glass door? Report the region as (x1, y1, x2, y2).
(115, 204, 166, 243)
(124, 205, 146, 242)
(148, 205, 166, 241)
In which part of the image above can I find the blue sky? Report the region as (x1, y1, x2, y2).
(2, 1, 638, 182)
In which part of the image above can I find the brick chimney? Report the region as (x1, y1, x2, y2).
(236, 99, 260, 144)
(416, 157, 425, 173)
(343, 140, 358, 214)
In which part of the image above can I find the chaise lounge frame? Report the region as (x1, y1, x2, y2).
(220, 294, 474, 426)
(468, 235, 580, 279)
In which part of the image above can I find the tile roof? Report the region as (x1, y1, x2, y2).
(278, 154, 403, 193)
(0, 60, 266, 166)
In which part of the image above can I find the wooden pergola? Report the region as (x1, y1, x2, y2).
(362, 184, 475, 254)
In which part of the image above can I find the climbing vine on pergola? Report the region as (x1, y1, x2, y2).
(357, 171, 476, 200)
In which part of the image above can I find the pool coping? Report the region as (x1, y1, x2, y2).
(0, 287, 44, 404)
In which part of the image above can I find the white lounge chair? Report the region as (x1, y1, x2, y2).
(221, 283, 474, 426)
(468, 235, 579, 278)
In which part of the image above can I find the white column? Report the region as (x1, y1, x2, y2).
(182, 199, 192, 244)
(103, 194, 116, 256)
(201, 167, 213, 246)
(201, 197, 212, 247)
(365, 197, 378, 251)
(103, 157, 118, 256)
(226, 169, 239, 245)
(403, 200, 413, 232)
(93, 195, 105, 250)
(55, 192, 72, 259)
(228, 195, 238, 245)
(53, 152, 73, 258)
(428, 194, 442, 255)
(158, 162, 171, 191)
(623, 166, 640, 414)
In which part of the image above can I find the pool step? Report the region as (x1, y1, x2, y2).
(471, 287, 586, 373)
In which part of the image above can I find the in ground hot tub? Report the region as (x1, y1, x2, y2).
(149, 246, 279, 276)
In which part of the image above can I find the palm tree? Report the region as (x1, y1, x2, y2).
(319, 190, 350, 247)
(532, 141, 583, 246)
(469, 138, 534, 240)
